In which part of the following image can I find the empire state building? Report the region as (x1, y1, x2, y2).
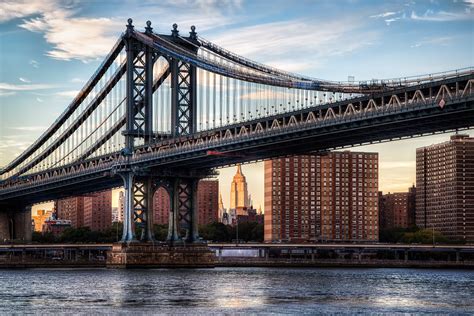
(230, 164, 249, 213)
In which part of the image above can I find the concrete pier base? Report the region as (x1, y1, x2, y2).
(0, 207, 32, 242)
(106, 242, 216, 268)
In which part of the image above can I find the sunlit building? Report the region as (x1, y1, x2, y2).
(416, 134, 474, 242)
(83, 190, 112, 232)
(56, 197, 84, 228)
(32, 209, 53, 232)
(265, 151, 379, 242)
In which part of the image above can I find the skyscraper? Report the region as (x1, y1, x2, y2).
(230, 164, 249, 214)
(265, 151, 379, 242)
(416, 134, 474, 242)
(83, 190, 112, 232)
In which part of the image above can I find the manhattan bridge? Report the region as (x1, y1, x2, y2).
(0, 20, 473, 253)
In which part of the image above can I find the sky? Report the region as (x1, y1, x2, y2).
(0, 0, 473, 213)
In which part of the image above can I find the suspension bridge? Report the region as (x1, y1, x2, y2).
(0, 19, 473, 254)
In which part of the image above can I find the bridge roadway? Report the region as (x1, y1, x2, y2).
(1, 73, 473, 205)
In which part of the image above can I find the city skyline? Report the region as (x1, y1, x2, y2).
(1, 0, 473, 213)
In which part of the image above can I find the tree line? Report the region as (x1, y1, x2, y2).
(32, 221, 264, 243)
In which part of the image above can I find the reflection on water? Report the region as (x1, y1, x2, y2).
(0, 268, 473, 314)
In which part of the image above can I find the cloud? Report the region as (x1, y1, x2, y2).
(370, 11, 398, 18)
(36, 97, 44, 103)
(19, 77, 31, 83)
(0, 0, 120, 62)
(410, 9, 473, 21)
(208, 18, 378, 73)
(385, 17, 401, 25)
(0, 91, 16, 97)
(55, 90, 79, 98)
(70, 78, 85, 83)
(410, 36, 455, 48)
(29, 60, 39, 68)
(8, 126, 47, 131)
(0, 82, 56, 91)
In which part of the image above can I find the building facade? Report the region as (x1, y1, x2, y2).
(379, 186, 416, 230)
(117, 191, 125, 222)
(83, 190, 112, 232)
(230, 164, 249, 213)
(56, 197, 84, 228)
(416, 134, 474, 242)
(153, 180, 219, 226)
(197, 180, 219, 225)
(265, 151, 379, 242)
(32, 209, 53, 232)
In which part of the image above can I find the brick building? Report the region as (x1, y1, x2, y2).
(153, 180, 219, 226)
(83, 190, 112, 231)
(265, 151, 379, 242)
(379, 186, 416, 230)
(416, 134, 474, 242)
(56, 197, 84, 228)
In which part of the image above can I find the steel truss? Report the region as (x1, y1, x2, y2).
(171, 60, 197, 136)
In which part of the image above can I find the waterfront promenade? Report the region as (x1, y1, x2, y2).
(1, 243, 473, 269)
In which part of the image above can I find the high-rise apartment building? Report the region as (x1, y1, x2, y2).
(83, 190, 112, 231)
(153, 187, 171, 225)
(379, 186, 416, 230)
(416, 134, 474, 242)
(265, 151, 379, 242)
(56, 197, 84, 228)
(153, 180, 219, 226)
(197, 180, 219, 225)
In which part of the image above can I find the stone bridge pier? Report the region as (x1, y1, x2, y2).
(0, 206, 32, 242)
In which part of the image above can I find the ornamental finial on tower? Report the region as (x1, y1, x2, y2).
(171, 23, 179, 37)
(145, 20, 153, 34)
(126, 18, 134, 35)
(189, 25, 197, 40)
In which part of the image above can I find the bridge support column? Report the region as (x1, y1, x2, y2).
(167, 178, 180, 243)
(166, 177, 201, 244)
(120, 172, 136, 242)
(0, 206, 32, 243)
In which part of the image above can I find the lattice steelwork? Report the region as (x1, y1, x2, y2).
(172, 60, 196, 136)
(177, 178, 198, 242)
(0, 18, 472, 245)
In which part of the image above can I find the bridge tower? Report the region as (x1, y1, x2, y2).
(117, 19, 205, 245)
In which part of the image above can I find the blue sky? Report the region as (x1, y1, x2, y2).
(0, 0, 473, 211)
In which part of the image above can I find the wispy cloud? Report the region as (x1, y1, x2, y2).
(36, 97, 44, 103)
(19, 77, 31, 83)
(70, 78, 85, 83)
(55, 90, 79, 98)
(0, 82, 56, 91)
(0, 91, 16, 97)
(370, 11, 398, 18)
(8, 126, 47, 131)
(410, 9, 473, 21)
(410, 36, 455, 48)
(29, 59, 39, 68)
(209, 18, 378, 73)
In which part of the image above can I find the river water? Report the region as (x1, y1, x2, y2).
(0, 268, 473, 314)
